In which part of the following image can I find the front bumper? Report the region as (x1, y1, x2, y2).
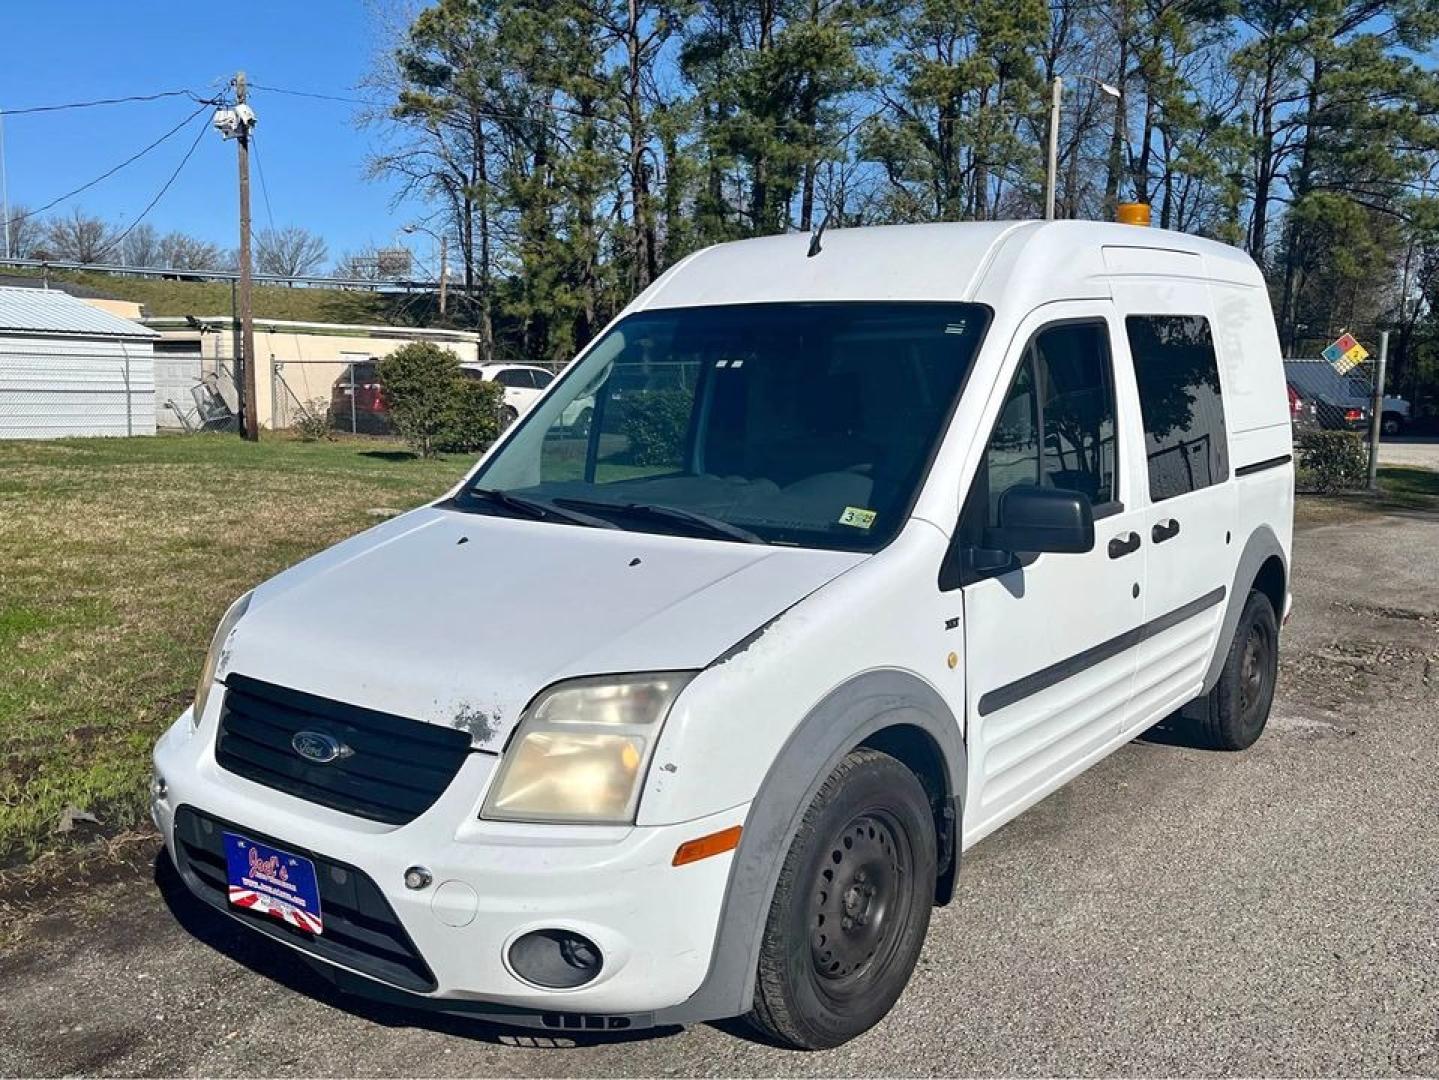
(152, 709, 742, 1023)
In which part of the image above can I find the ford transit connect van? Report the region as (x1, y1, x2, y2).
(153, 221, 1293, 1049)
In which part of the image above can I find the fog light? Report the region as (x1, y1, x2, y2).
(151, 771, 168, 801)
(509, 929, 604, 989)
(403, 866, 433, 890)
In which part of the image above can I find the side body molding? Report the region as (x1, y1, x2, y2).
(655, 669, 967, 1026)
(1202, 524, 1287, 693)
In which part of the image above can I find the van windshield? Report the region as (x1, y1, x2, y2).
(460, 302, 990, 551)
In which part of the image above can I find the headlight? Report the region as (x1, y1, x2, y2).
(481, 672, 694, 824)
(192, 591, 253, 728)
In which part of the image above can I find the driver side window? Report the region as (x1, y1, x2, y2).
(961, 320, 1119, 541)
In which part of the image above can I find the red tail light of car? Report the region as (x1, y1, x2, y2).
(355, 384, 386, 412)
(1344, 407, 1363, 423)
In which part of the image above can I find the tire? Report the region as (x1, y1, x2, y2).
(1195, 590, 1279, 750)
(1381, 413, 1403, 437)
(573, 406, 593, 437)
(747, 749, 937, 1050)
(500, 405, 519, 430)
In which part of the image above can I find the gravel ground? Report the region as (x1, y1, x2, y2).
(1, 504, 1436, 1078)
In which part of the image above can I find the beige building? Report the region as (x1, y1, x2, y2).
(143, 315, 483, 430)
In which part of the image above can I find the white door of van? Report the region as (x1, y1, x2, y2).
(1109, 284, 1237, 729)
(957, 305, 1150, 840)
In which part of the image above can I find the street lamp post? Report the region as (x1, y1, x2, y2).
(1044, 75, 1121, 222)
(402, 223, 448, 317)
(1, 107, 10, 259)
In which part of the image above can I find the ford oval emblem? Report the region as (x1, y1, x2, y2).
(291, 730, 349, 765)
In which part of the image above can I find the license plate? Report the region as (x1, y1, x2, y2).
(224, 832, 323, 935)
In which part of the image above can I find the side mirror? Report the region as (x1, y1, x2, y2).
(983, 485, 1094, 555)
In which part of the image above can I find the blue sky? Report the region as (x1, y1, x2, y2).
(0, 2, 424, 269)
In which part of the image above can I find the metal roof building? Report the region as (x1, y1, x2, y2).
(0, 286, 158, 439)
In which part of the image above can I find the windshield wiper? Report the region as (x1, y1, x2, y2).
(555, 497, 765, 544)
(462, 488, 619, 529)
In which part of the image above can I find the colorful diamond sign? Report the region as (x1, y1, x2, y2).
(1322, 332, 1369, 374)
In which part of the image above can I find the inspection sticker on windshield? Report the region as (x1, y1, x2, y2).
(838, 506, 877, 530)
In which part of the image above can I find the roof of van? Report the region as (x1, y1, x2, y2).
(633, 220, 1263, 313)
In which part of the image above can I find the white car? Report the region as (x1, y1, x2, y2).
(154, 220, 1293, 1049)
(461, 363, 555, 425)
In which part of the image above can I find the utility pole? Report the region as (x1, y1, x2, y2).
(1367, 330, 1389, 492)
(438, 234, 448, 317)
(233, 73, 260, 440)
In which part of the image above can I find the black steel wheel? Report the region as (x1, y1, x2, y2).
(1198, 589, 1279, 750)
(747, 749, 937, 1050)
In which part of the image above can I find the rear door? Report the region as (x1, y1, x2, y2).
(960, 303, 1149, 839)
(493, 367, 538, 412)
(1111, 289, 1237, 730)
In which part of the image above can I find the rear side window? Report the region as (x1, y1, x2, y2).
(495, 369, 533, 388)
(1126, 316, 1228, 500)
(965, 320, 1118, 531)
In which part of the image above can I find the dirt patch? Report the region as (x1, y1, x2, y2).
(0, 830, 159, 950)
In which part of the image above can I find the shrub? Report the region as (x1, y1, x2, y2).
(439, 377, 505, 453)
(1295, 428, 1368, 492)
(622, 388, 692, 466)
(378, 342, 463, 457)
(293, 398, 334, 442)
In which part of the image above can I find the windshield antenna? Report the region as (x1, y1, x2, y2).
(807, 210, 831, 258)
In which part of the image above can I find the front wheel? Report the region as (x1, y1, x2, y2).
(1381, 413, 1404, 437)
(747, 749, 937, 1050)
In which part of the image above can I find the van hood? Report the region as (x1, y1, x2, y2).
(218, 506, 864, 751)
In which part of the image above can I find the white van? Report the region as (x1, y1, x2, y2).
(153, 221, 1293, 1049)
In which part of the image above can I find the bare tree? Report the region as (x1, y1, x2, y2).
(121, 223, 163, 268)
(3, 205, 43, 258)
(44, 209, 118, 263)
(255, 226, 329, 278)
(159, 231, 227, 270)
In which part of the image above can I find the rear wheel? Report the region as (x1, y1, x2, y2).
(500, 405, 519, 430)
(1382, 412, 1404, 437)
(1196, 590, 1279, 750)
(747, 749, 936, 1050)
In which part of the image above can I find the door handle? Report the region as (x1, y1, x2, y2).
(1108, 531, 1140, 559)
(1151, 518, 1181, 544)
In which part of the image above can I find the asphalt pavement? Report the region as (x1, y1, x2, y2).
(1377, 436, 1439, 471)
(1, 503, 1436, 1077)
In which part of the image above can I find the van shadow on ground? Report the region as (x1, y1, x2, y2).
(152, 854, 683, 1050)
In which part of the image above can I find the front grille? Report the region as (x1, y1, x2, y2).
(172, 805, 436, 992)
(216, 673, 471, 825)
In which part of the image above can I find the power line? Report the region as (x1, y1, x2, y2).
(97, 113, 212, 260)
(249, 132, 278, 234)
(250, 80, 617, 126)
(6, 102, 212, 225)
(1, 89, 207, 117)
(249, 83, 374, 106)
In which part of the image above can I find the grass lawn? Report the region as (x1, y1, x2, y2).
(0, 434, 468, 864)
